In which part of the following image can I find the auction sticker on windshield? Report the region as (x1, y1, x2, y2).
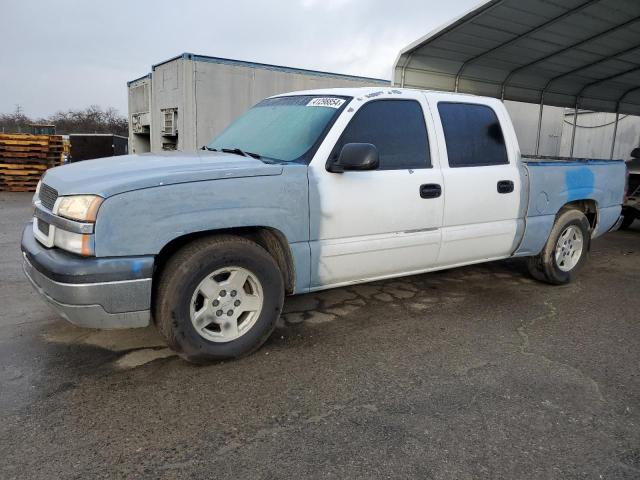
(306, 97, 346, 109)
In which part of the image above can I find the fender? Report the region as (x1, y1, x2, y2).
(94, 166, 309, 256)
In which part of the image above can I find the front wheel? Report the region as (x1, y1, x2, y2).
(154, 235, 284, 363)
(526, 209, 591, 285)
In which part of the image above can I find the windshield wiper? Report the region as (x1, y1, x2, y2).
(205, 146, 280, 164)
(221, 147, 262, 159)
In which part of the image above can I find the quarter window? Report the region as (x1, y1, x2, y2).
(334, 100, 431, 170)
(438, 103, 509, 167)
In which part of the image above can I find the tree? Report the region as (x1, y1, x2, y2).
(0, 106, 128, 136)
(48, 106, 128, 136)
(0, 105, 31, 133)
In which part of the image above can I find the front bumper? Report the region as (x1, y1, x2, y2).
(21, 223, 154, 329)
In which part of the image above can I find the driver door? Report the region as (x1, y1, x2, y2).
(307, 94, 444, 289)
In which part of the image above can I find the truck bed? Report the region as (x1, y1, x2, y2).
(514, 155, 626, 257)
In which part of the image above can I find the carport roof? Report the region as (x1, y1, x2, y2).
(394, 0, 640, 115)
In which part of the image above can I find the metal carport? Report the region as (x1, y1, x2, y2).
(393, 0, 640, 157)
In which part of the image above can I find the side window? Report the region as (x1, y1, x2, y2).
(438, 102, 509, 168)
(334, 100, 431, 170)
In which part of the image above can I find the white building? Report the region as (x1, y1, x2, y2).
(127, 53, 388, 154)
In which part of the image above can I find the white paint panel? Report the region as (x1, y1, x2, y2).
(314, 230, 440, 285)
(424, 93, 525, 265)
(440, 166, 522, 227)
(438, 219, 523, 265)
(310, 167, 444, 286)
(309, 90, 445, 287)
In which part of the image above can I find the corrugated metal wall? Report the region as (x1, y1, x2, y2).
(127, 76, 152, 154)
(560, 111, 640, 160)
(193, 61, 387, 152)
(141, 56, 388, 153)
(504, 101, 564, 157)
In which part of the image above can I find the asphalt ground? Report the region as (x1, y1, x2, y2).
(1, 191, 639, 479)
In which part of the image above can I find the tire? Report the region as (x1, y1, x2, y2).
(526, 208, 591, 285)
(620, 214, 636, 230)
(154, 235, 284, 363)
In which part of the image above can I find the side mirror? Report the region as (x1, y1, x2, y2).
(631, 147, 640, 159)
(328, 143, 379, 173)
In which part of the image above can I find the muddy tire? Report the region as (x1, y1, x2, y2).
(526, 208, 591, 285)
(154, 235, 284, 363)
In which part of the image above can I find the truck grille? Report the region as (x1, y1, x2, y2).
(39, 183, 58, 211)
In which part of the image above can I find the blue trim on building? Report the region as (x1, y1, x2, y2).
(126, 73, 152, 86)
(150, 52, 389, 84)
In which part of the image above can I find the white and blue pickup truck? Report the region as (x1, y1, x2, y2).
(22, 87, 626, 363)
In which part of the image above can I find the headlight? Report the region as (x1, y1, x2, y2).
(56, 195, 103, 222)
(54, 229, 94, 256)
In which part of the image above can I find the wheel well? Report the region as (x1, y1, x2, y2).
(559, 200, 598, 229)
(153, 227, 296, 295)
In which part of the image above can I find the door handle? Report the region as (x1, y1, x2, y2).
(497, 180, 514, 194)
(420, 184, 442, 199)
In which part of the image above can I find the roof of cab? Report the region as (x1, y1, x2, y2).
(271, 86, 502, 102)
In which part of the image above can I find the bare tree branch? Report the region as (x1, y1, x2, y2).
(0, 106, 128, 136)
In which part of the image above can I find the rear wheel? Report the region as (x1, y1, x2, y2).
(527, 209, 591, 285)
(154, 235, 284, 363)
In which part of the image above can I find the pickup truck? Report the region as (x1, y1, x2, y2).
(22, 87, 626, 363)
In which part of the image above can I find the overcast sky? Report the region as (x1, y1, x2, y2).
(1, 0, 479, 118)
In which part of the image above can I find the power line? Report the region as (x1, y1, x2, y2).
(563, 114, 631, 129)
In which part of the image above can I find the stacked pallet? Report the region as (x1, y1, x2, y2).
(0, 134, 64, 192)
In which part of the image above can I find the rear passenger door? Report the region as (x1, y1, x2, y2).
(428, 96, 523, 266)
(308, 93, 444, 288)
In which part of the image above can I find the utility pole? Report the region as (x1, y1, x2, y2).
(14, 104, 24, 133)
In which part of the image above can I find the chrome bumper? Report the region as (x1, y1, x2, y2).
(23, 253, 151, 329)
(21, 222, 154, 329)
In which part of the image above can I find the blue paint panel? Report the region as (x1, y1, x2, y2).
(93, 165, 311, 292)
(564, 167, 594, 203)
(42, 152, 283, 198)
(515, 160, 626, 256)
(44, 154, 312, 293)
(525, 160, 623, 167)
(513, 215, 555, 256)
(289, 241, 312, 294)
(524, 161, 625, 217)
(130, 260, 144, 275)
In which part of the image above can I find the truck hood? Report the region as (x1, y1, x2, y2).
(41, 151, 284, 197)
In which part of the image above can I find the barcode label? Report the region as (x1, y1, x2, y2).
(306, 98, 346, 109)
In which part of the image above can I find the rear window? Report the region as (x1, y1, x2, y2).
(438, 103, 509, 168)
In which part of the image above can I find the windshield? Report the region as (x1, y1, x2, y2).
(207, 95, 350, 163)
